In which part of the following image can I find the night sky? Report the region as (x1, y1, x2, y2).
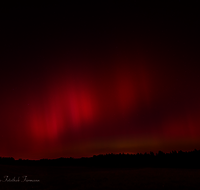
(1, 2, 200, 159)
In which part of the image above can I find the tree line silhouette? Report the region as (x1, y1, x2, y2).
(1, 149, 200, 168)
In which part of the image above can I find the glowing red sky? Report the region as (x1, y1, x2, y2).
(1, 52, 200, 159)
(1, 2, 200, 159)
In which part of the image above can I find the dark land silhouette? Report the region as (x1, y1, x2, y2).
(1, 149, 200, 168)
(1, 150, 200, 189)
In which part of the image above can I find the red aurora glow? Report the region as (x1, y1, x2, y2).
(29, 61, 153, 144)
(1, 3, 200, 159)
(1, 53, 200, 160)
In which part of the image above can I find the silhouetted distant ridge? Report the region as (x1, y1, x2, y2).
(1, 149, 200, 168)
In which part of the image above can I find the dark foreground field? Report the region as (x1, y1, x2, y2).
(0, 165, 200, 190)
